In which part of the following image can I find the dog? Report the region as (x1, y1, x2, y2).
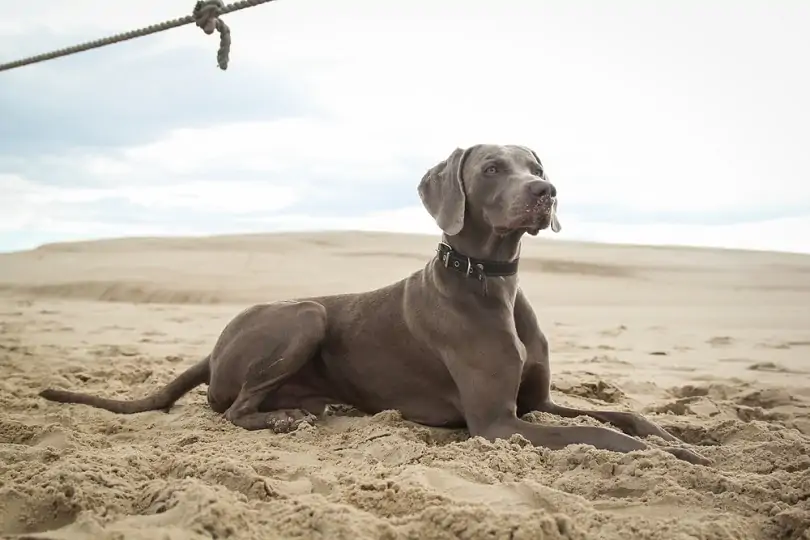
(40, 144, 708, 465)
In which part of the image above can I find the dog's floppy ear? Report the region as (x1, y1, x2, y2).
(418, 147, 470, 236)
(550, 199, 562, 233)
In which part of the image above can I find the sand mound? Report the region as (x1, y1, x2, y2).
(1, 232, 809, 539)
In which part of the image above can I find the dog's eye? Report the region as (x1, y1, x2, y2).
(534, 168, 544, 177)
(485, 165, 498, 175)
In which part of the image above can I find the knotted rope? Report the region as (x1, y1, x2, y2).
(0, 0, 277, 74)
(193, 0, 231, 70)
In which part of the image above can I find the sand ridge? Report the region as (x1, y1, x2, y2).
(1, 232, 809, 539)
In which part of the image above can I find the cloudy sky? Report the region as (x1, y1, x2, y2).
(1, 0, 808, 253)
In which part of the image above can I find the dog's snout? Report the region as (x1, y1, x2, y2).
(528, 180, 557, 199)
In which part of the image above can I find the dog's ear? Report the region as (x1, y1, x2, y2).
(418, 147, 470, 236)
(550, 199, 562, 233)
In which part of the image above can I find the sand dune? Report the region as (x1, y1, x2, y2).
(1, 232, 809, 539)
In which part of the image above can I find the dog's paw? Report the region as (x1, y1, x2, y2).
(665, 446, 713, 466)
(266, 409, 316, 433)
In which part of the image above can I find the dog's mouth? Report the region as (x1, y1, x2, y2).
(503, 196, 558, 235)
(493, 196, 561, 236)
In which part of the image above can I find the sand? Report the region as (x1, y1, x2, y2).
(0, 231, 809, 540)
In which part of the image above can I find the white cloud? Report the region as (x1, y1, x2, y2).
(122, 181, 298, 214)
(112, 119, 415, 181)
(0, 174, 298, 232)
(558, 215, 810, 255)
(2, 0, 809, 253)
(42, 0, 808, 211)
(250, 206, 440, 236)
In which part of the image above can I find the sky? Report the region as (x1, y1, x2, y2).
(1, 0, 809, 254)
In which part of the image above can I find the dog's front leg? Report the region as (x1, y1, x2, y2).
(511, 290, 711, 465)
(442, 342, 651, 456)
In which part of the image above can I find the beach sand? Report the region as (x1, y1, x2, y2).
(1, 231, 808, 539)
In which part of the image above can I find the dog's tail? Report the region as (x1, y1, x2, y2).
(39, 356, 211, 414)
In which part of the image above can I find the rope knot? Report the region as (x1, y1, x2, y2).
(193, 0, 231, 70)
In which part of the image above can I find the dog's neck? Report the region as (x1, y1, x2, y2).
(442, 224, 523, 263)
(434, 226, 523, 298)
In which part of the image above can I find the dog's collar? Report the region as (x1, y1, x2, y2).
(436, 242, 519, 281)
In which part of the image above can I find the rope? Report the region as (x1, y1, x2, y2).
(0, 0, 278, 74)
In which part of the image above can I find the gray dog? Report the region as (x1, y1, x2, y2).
(40, 144, 708, 465)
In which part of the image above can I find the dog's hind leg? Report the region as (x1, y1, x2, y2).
(221, 301, 327, 432)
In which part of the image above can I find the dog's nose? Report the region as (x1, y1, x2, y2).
(528, 180, 557, 198)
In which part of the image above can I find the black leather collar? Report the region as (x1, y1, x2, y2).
(436, 242, 519, 281)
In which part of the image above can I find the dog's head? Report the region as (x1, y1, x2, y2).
(418, 144, 561, 237)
